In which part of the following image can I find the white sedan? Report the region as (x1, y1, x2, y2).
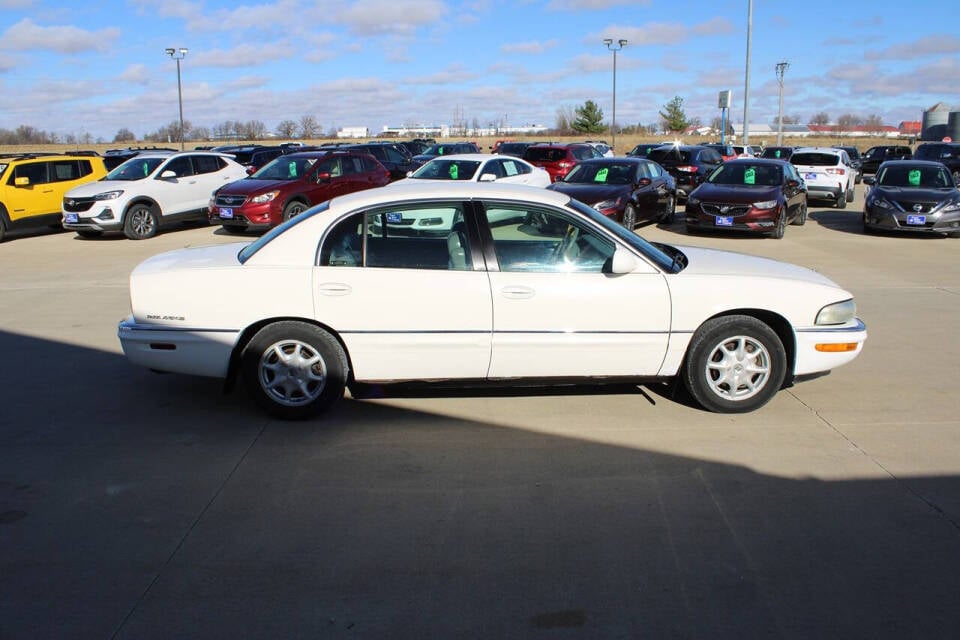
(402, 153, 551, 187)
(118, 183, 866, 419)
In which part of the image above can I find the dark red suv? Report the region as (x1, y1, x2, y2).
(208, 150, 390, 233)
(522, 143, 602, 182)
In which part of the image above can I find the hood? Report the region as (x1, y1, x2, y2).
(689, 182, 782, 204)
(548, 182, 628, 205)
(65, 179, 142, 198)
(675, 245, 838, 287)
(873, 186, 958, 203)
(133, 242, 248, 276)
(216, 177, 292, 196)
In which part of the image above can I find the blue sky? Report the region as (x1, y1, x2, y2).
(0, 0, 957, 141)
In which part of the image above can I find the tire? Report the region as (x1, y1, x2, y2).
(77, 230, 103, 239)
(791, 202, 807, 226)
(124, 203, 159, 240)
(242, 321, 348, 420)
(660, 195, 676, 223)
(0, 219, 6, 243)
(770, 211, 786, 239)
(622, 203, 637, 230)
(682, 315, 787, 413)
(282, 200, 307, 222)
(846, 184, 855, 203)
(835, 191, 847, 209)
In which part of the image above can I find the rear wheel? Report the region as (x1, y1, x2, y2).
(242, 322, 348, 420)
(682, 315, 787, 413)
(622, 203, 637, 230)
(791, 202, 807, 226)
(846, 184, 855, 203)
(124, 204, 158, 240)
(836, 191, 847, 209)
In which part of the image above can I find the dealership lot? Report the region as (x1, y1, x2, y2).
(2, 185, 960, 638)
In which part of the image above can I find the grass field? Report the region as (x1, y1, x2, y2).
(0, 134, 910, 157)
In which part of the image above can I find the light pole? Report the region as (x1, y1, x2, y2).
(603, 38, 627, 153)
(742, 0, 753, 146)
(165, 47, 188, 150)
(775, 61, 790, 146)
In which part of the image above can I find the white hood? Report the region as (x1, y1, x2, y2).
(675, 245, 838, 287)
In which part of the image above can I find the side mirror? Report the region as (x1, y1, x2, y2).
(245, 166, 256, 176)
(405, 170, 413, 177)
(787, 179, 800, 188)
(863, 176, 875, 185)
(610, 245, 638, 274)
(14, 176, 30, 187)
(478, 173, 497, 182)
(160, 170, 177, 180)
(636, 178, 652, 187)
(316, 172, 331, 183)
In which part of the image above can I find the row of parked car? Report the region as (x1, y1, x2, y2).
(1, 139, 958, 242)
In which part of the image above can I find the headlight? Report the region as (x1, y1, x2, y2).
(870, 198, 893, 210)
(816, 299, 856, 325)
(593, 198, 622, 211)
(752, 200, 778, 210)
(251, 191, 279, 204)
(94, 190, 124, 200)
(942, 200, 960, 213)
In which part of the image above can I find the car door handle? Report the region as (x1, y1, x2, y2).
(316, 283, 352, 296)
(500, 285, 535, 299)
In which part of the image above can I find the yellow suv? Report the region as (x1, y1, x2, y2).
(0, 152, 107, 242)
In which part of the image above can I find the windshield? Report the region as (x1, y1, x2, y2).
(563, 162, 636, 185)
(251, 155, 320, 180)
(411, 159, 481, 180)
(876, 164, 953, 188)
(707, 163, 782, 186)
(105, 157, 166, 180)
(238, 201, 331, 263)
(648, 148, 691, 164)
(565, 198, 678, 273)
(525, 148, 567, 162)
(422, 144, 453, 156)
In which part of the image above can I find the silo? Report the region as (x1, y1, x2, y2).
(921, 102, 950, 141)
(947, 111, 960, 142)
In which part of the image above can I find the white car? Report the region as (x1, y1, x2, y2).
(118, 183, 866, 419)
(791, 147, 858, 208)
(402, 154, 551, 187)
(62, 151, 248, 239)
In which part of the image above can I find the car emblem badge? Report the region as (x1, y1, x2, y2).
(913, 204, 923, 212)
(720, 206, 730, 214)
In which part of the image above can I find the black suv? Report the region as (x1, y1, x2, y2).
(860, 145, 912, 175)
(343, 142, 418, 181)
(912, 142, 960, 184)
(646, 145, 724, 199)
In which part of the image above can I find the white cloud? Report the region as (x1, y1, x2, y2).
(501, 40, 558, 55)
(0, 18, 120, 54)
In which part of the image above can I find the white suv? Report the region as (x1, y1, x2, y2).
(62, 151, 248, 239)
(790, 147, 858, 209)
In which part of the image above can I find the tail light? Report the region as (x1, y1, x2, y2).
(558, 161, 573, 169)
(826, 168, 845, 175)
(676, 165, 698, 173)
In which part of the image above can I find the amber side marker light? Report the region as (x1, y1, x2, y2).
(815, 343, 859, 353)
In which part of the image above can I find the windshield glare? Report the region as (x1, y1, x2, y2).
(707, 163, 782, 186)
(876, 165, 953, 188)
(564, 162, 635, 185)
(251, 156, 319, 180)
(105, 157, 166, 180)
(411, 159, 481, 180)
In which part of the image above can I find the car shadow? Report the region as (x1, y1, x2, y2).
(809, 209, 949, 239)
(3, 329, 960, 638)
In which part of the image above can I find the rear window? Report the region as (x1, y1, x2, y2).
(525, 148, 567, 162)
(791, 152, 840, 166)
(914, 144, 957, 160)
(648, 149, 692, 164)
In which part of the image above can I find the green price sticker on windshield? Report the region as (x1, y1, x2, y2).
(744, 167, 756, 185)
(449, 164, 459, 179)
(908, 169, 921, 186)
(595, 167, 609, 183)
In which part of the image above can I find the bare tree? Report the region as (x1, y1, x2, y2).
(864, 114, 885, 133)
(276, 120, 297, 139)
(809, 112, 830, 126)
(298, 115, 320, 139)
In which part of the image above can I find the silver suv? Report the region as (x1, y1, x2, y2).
(62, 151, 247, 239)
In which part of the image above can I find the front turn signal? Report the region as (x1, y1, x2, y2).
(815, 343, 859, 353)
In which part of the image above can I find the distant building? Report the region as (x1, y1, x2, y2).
(899, 121, 921, 136)
(380, 123, 548, 138)
(336, 127, 369, 139)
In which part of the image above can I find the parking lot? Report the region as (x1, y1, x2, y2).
(2, 183, 959, 638)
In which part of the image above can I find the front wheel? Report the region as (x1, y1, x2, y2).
(682, 315, 787, 413)
(770, 211, 786, 238)
(622, 203, 637, 230)
(124, 204, 159, 240)
(282, 201, 307, 222)
(660, 195, 676, 223)
(242, 321, 348, 420)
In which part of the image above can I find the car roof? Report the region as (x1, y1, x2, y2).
(877, 159, 948, 168)
(419, 153, 503, 162)
(722, 158, 789, 166)
(793, 147, 844, 154)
